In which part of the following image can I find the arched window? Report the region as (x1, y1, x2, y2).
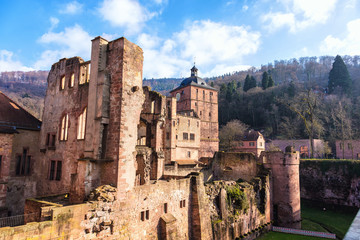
(77, 108, 87, 140)
(60, 114, 69, 141)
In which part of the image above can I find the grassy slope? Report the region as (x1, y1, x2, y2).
(258, 200, 358, 240)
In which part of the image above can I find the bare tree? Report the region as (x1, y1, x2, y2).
(281, 90, 324, 158)
(219, 120, 249, 152)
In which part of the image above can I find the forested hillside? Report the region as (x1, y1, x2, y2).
(0, 71, 47, 119)
(2, 55, 360, 152)
(215, 55, 360, 153)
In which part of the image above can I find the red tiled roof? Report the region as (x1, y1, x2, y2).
(0, 91, 41, 131)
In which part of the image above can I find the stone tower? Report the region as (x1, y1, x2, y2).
(261, 147, 301, 229)
(170, 66, 219, 159)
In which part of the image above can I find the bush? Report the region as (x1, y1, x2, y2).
(226, 185, 249, 212)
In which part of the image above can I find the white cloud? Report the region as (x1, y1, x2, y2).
(320, 18, 360, 55)
(137, 20, 261, 78)
(262, 0, 338, 33)
(34, 24, 92, 69)
(49, 17, 59, 31)
(242, 5, 249, 11)
(0, 50, 33, 72)
(176, 20, 260, 68)
(204, 64, 251, 77)
(137, 33, 188, 78)
(99, 0, 156, 34)
(59, 1, 83, 14)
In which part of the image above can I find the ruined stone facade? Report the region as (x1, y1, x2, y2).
(0, 36, 304, 240)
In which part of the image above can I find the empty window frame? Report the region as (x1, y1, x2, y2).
(69, 73, 75, 88)
(60, 76, 65, 90)
(164, 203, 168, 213)
(180, 200, 186, 208)
(49, 160, 62, 181)
(15, 148, 31, 176)
(190, 133, 195, 141)
(80, 63, 90, 85)
(86, 64, 91, 83)
(183, 132, 188, 140)
(60, 114, 69, 141)
(151, 101, 155, 114)
(166, 132, 170, 140)
(249, 142, 255, 147)
(140, 210, 150, 221)
(77, 108, 87, 140)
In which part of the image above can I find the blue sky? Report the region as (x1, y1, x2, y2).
(1, 0, 360, 78)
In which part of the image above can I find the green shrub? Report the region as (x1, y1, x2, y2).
(226, 185, 249, 212)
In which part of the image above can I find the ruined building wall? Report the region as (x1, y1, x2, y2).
(37, 57, 89, 200)
(100, 37, 144, 199)
(261, 151, 301, 229)
(1, 174, 212, 240)
(164, 97, 177, 164)
(300, 160, 360, 207)
(211, 152, 258, 182)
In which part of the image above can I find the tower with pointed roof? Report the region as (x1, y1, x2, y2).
(170, 66, 219, 159)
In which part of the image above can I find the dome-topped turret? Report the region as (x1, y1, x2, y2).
(170, 65, 217, 93)
(178, 65, 213, 88)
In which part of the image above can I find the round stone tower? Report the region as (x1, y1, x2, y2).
(261, 147, 301, 229)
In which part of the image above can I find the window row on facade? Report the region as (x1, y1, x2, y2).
(140, 201, 185, 221)
(45, 108, 87, 148)
(59, 63, 91, 91)
(182, 132, 195, 141)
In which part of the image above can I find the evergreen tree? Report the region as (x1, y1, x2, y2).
(210, 81, 214, 87)
(261, 72, 269, 90)
(237, 81, 241, 88)
(250, 76, 257, 89)
(243, 75, 251, 92)
(328, 55, 352, 95)
(268, 76, 274, 88)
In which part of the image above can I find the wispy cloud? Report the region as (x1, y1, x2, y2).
(98, 0, 157, 35)
(320, 18, 360, 55)
(59, 1, 83, 14)
(262, 0, 338, 33)
(138, 20, 260, 78)
(34, 24, 92, 69)
(0, 50, 33, 72)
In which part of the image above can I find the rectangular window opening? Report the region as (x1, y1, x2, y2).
(164, 203, 168, 213)
(49, 161, 56, 180)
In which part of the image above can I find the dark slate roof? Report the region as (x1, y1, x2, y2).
(0, 91, 41, 131)
(234, 130, 262, 141)
(170, 66, 217, 92)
